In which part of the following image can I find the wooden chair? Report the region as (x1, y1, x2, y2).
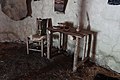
(26, 18, 52, 58)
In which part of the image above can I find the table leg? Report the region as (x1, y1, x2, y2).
(87, 34, 92, 57)
(82, 36, 87, 60)
(73, 37, 80, 72)
(59, 32, 62, 49)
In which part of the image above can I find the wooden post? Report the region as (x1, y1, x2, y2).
(87, 34, 92, 57)
(46, 18, 53, 59)
(73, 36, 80, 72)
(86, 12, 92, 58)
(92, 33, 97, 62)
(72, 0, 87, 72)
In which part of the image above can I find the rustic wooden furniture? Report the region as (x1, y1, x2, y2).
(26, 18, 52, 59)
(47, 25, 97, 72)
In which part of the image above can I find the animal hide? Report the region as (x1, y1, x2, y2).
(1, 0, 32, 21)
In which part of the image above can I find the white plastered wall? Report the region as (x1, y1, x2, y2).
(86, 0, 120, 73)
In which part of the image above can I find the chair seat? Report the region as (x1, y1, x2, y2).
(28, 34, 46, 41)
(27, 34, 47, 56)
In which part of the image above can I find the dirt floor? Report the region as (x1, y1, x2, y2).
(0, 42, 120, 80)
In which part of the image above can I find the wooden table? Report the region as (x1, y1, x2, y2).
(47, 26, 97, 72)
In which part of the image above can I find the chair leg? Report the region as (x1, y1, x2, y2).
(41, 39, 44, 57)
(26, 39, 29, 54)
(47, 30, 50, 59)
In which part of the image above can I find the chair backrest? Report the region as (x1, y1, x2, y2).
(41, 19, 47, 35)
(36, 18, 52, 36)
